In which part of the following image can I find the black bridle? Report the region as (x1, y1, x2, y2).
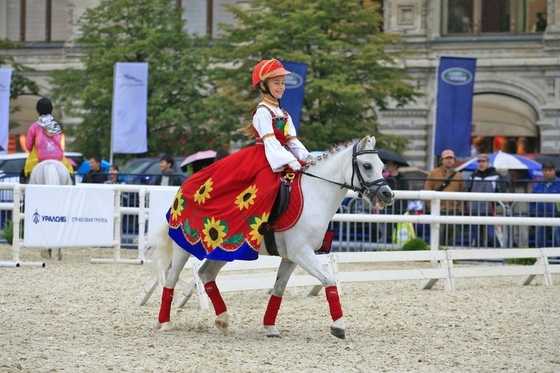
(300, 143, 388, 198)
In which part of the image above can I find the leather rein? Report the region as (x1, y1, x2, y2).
(300, 143, 388, 198)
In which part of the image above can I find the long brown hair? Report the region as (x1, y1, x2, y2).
(238, 84, 264, 138)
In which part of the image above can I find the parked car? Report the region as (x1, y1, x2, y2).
(120, 156, 187, 185)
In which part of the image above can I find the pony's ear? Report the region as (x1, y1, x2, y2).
(359, 135, 375, 149)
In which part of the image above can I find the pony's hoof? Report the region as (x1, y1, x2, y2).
(330, 317, 346, 339)
(215, 312, 229, 334)
(57, 250, 62, 261)
(160, 322, 173, 332)
(264, 325, 281, 338)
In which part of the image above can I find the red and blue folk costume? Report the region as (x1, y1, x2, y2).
(167, 101, 310, 261)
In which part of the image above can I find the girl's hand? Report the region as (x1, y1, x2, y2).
(288, 160, 302, 171)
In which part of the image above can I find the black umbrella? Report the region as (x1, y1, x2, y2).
(534, 154, 560, 170)
(377, 148, 409, 167)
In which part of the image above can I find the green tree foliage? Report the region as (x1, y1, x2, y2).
(206, 0, 418, 151)
(49, 0, 213, 159)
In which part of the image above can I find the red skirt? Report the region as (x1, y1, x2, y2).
(167, 145, 280, 261)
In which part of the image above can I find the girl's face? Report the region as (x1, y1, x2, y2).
(265, 76, 286, 99)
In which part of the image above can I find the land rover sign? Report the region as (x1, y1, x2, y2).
(285, 73, 303, 89)
(441, 68, 473, 86)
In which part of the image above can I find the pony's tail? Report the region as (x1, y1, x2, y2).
(146, 224, 174, 286)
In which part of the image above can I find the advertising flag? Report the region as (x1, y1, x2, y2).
(280, 61, 307, 134)
(434, 56, 476, 158)
(0, 68, 12, 154)
(111, 62, 148, 154)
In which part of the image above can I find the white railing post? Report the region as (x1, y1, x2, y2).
(430, 196, 440, 251)
(137, 187, 147, 262)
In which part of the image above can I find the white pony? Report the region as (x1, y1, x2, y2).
(29, 159, 73, 186)
(148, 136, 394, 339)
(29, 159, 73, 259)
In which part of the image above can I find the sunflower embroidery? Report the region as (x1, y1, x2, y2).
(169, 190, 185, 223)
(249, 212, 269, 246)
(235, 185, 258, 210)
(202, 217, 228, 250)
(194, 178, 213, 204)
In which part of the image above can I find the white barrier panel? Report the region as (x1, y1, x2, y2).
(24, 185, 115, 248)
(147, 187, 177, 234)
(136, 248, 560, 309)
(137, 255, 332, 310)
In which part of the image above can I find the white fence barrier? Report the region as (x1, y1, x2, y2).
(0, 184, 559, 270)
(136, 247, 559, 310)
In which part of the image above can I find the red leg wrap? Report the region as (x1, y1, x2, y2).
(204, 281, 227, 316)
(263, 295, 282, 326)
(325, 285, 343, 321)
(158, 287, 174, 324)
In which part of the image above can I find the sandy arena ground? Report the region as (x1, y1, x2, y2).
(1, 245, 559, 373)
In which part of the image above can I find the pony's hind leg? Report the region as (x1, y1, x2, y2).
(263, 258, 297, 338)
(197, 259, 228, 333)
(159, 242, 191, 331)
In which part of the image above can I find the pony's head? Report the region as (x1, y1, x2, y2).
(348, 136, 394, 209)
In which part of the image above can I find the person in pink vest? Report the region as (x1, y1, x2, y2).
(23, 97, 74, 182)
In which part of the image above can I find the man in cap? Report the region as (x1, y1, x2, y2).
(466, 153, 505, 248)
(424, 149, 465, 246)
(530, 160, 560, 247)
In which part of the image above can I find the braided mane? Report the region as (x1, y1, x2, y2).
(306, 138, 360, 168)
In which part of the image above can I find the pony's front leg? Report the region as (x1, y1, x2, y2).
(198, 259, 228, 333)
(263, 259, 297, 338)
(159, 243, 191, 331)
(291, 249, 345, 339)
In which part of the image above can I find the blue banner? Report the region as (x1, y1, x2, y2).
(280, 61, 307, 134)
(434, 56, 476, 158)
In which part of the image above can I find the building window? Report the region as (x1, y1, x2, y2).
(442, 0, 547, 36)
(6, 0, 68, 43)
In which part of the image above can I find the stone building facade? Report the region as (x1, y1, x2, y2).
(1, 0, 559, 167)
(381, 0, 560, 168)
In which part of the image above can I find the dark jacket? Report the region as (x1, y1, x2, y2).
(466, 167, 503, 214)
(83, 169, 107, 184)
(386, 173, 410, 215)
(154, 170, 183, 186)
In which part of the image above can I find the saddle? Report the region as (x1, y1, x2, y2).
(263, 172, 335, 256)
(264, 171, 301, 256)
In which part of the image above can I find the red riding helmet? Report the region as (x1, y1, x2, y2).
(252, 59, 291, 87)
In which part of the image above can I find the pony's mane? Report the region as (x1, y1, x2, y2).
(305, 138, 361, 168)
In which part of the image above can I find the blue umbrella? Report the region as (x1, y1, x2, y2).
(77, 159, 111, 174)
(456, 151, 543, 178)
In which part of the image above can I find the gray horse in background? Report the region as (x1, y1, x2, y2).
(29, 159, 73, 186)
(29, 160, 73, 259)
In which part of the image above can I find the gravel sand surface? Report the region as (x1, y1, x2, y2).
(1, 246, 559, 373)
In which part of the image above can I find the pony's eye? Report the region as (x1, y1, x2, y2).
(363, 163, 372, 170)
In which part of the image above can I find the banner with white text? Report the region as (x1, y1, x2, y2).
(111, 62, 148, 154)
(0, 68, 12, 154)
(24, 185, 115, 247)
